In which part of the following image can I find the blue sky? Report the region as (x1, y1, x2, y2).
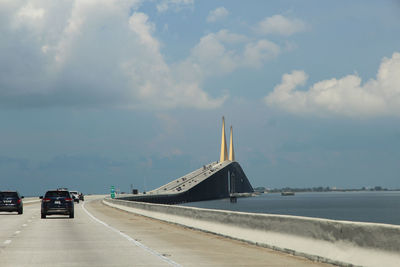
(1, 0, 400, 195)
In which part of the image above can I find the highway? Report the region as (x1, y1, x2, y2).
(0, 196, 333, 267)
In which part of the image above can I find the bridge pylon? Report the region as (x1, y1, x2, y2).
(220, 116, 228, 162)
(229, 126, 235, 161)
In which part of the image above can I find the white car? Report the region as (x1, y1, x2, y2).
(69, 191, 80, 203)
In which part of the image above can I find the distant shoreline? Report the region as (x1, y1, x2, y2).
(254, 186, 400, 194)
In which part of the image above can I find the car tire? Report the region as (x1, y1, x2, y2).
(41, 213, 46, 219)
(18, 208, 23, 215)
(69, 212, 74, 219)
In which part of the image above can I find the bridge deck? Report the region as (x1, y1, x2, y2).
(148, 160, 230, 195)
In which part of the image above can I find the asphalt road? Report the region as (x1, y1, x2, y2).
(0, 197, 333, 267)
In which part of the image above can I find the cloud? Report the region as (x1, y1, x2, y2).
(207, 7, 229, 23)
(156, 0, 194, 13)
(265, 52, 400, 117)
(0, 1, 295, 110)
(16, 3, 45, 21)
(187, 31, 239, 76)
(256, 14, 306, 36)
(243, 39, 281, 68)
(0, 0, 223, 110)
(213, 29, 248, 44)
(175, 30, 280, 81)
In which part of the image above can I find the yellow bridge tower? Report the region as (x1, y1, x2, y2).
(220, 117, 235, 162)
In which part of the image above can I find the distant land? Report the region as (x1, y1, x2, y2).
(254, 186, 400, 193)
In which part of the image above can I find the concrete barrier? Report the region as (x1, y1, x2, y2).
(103, 198, 400, 267)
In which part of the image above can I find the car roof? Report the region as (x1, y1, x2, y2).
(0, 191, 20, 196)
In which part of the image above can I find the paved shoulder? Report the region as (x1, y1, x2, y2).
(85, 199, 333, 267)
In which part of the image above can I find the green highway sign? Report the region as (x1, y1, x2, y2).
(110, 185, 115, 199)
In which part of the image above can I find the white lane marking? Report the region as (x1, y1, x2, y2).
(82, 201, 181, 267)
(4, 240, 12, 245)
(15, 231, 21, 235)
(22, 224, 27, 227)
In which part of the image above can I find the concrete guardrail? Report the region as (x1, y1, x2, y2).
(103, 198, 400, 267)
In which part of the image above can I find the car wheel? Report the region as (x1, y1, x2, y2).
(18, 208, 23, 215)
(41, 213, 46, 219)
(69, 212, 74, 219)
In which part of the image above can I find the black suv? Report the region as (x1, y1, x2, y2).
(0, 191, 24, 214)
(40, 190, 74, 219)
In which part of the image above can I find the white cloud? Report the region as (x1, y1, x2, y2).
(16, 3, 45, 20)
(156, 0, 194, 13)
(175, 30, 279, 81)
(188, 32, 239, 76)
(243, 39, 280, 68)
(265, 52, 400, 117)
(256, 14, 306, 36)
(0, 0, 224, 110)
(129, 12, 159, 51)
(207, 7, 229, 23)
(0, 2, 293, 110)
(214, 29, 248, 44)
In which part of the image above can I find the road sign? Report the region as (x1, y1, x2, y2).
(110, 185, 115, 199)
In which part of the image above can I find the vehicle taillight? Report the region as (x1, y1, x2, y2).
(65, 198, 73, 202)
(43, 198, 51, 202)
(17, 199, 22, 204)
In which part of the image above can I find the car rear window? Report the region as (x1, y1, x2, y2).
(0, 192, 18, 198)
(45, 191, 70, 197)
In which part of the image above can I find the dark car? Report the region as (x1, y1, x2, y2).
(69, 191, 80, 203)
(0, 191, 24, 214)
(40, 190, 74, 219)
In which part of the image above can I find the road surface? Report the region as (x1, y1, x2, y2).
(0, 196, 333, 267)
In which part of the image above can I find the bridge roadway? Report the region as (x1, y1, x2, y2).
(0, 196, 333, 267)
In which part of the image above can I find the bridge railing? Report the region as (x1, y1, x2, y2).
(103, 197, 400, 267)
(150, 161, 221, 194)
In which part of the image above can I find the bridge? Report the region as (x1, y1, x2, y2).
(119, 116, 254, 204)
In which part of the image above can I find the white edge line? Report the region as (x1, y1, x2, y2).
(81, 201, 181, 267)
(4, 240, 12, 245)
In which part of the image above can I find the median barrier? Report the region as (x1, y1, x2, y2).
(103, 197, 400, 267)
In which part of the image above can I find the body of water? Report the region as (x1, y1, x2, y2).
(181, 191, 400, 225)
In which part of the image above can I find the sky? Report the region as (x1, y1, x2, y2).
(1, 0, 400, 196)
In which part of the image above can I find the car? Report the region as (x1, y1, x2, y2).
(78, 192, 84, 201)
(0, 191, 24, 214)
(40, 190, 74, 219)
(69, 191, 80, 203)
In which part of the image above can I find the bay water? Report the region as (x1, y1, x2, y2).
(181, 191, 400, 225)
